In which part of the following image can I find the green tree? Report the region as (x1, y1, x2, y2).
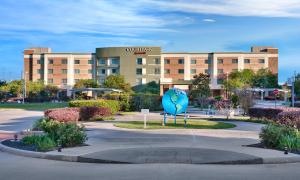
(252, 69, 278, 88)
(73, 79, 99, 89)
(190, 73, 211, 99)
(0, 80, 6, 87)
(223, 69, 255, 91)
(0, 80, 23, 97)
(132, 81, 160, 94)
(103, 75, 131, 92)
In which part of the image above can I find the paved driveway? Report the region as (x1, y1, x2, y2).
(0, 109, 43, 133)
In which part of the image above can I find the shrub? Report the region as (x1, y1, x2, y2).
(259, 124, 300, 151)
(277, 111, 300, 130)
(56, 123, 87, 147)
(22, 135, 56, 152)
(130, 93, 162, 111)
(249, 108, 283, 120)
(214, 96, 222, 101)
(45, 108, 80, 122)
(79, 107, 112, 121)
(104, 93, 130, 111)
(69, 99, 120, 114)
(33, 118, 87, 148)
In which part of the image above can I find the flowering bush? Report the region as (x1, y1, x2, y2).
(214, 100, 231, 110)
(277, 111, 300, 130)
(196, 97, 216, 109)
(45, 108, 80, 123)
(45, 107, 112, 122)
(79, 107, 112, 121)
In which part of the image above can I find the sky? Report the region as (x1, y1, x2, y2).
(0, 0, 300, 83)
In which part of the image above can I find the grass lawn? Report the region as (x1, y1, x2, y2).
(114, 119, 236, 129)
(208, 117, 268, 124)
(0, 102, 68, 111)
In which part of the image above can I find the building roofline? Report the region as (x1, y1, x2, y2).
(162, 52, 277, 54)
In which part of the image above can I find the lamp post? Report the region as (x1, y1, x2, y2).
(22, 71, 28, 104)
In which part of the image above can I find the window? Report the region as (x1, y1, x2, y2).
(100, 69, 106, 74)
(164, 59, 170, 64)
(112, 68, 119, 74)
(154, 58, 160, 64)
(61, 59, 68, 64)
(178, 59, 184, 64)
(191, 69, 196, 74)
(88, 60, 93, 64)
(48, 69, 53, 74)
(74, 69, 80, 74)
(218, 69, 224, 74)
(136, 68, 142, 75)
(232, 59, 238, 64)
(191, 59, 197, 64)
(136, 58, 143, 65)
(37, 69, 43, 74)
(164, 69, 170, 74)
(37, 60, 43, 64)
(154, 68, 160, 74)
(61, 79, 67, 84)
(99, 59, 106, 65)
(111, 58, 119, 65)
(178, 69, 184, 74)
(217, 59, 223, 64)
(75, 79, 80, 83)
(48, 59, 53, 64)
(74, 60, 80, 64)
(244, 59, 250, 64)
(205, 69, 210, 74)
(48, 79, 53, 84)
(259, 59, 265, 63)
(205, 59, 211, 64)
(88, 69, 93, 74)
(61, 69, 67, 74)
(217, 78, 224, 85)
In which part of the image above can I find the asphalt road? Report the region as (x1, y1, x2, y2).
(0, 151, 300, 180)
(0, 109, 300, 180)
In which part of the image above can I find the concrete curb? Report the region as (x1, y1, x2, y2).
(0, 140, 78, 162)
(1, 140, 300, 164)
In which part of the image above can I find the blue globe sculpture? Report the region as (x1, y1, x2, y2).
(162, 88, 189, 116)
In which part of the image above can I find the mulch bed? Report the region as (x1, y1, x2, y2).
(1, 139, 38, 152)
(245, 143, 300, 155)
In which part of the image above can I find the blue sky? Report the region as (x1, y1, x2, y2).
(1, 0, 300, 83)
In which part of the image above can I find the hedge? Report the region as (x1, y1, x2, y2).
(45, 108, 80, 122)
(69, 99, 120, 114)
(249, 107, 300, 130)
(79, 107, 112, 121)
(248, 108, 284, 120)
(130, 93, 162, 111)
(104, 93, 130, 111)
(45, 107, 112, 122)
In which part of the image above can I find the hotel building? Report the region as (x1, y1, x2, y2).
(23, 46, 278, 96)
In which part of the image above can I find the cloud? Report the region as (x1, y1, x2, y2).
(202, 19, 216, 22)
(0, 0, 191, 36)
(145, 0, 300, 18)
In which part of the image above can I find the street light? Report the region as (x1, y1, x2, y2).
(22, 71, 28, 104)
